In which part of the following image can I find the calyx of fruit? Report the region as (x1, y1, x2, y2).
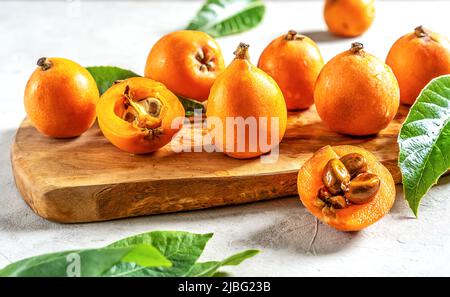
(285, 30, 304, 41)
(37, 57, 52, 71)
(350, 42, 365, 55)
(196, 47, 216, 72)
(318, 152, 381, 213)
(121, 85, 164, 140)
(414, 25, 429, 38)
(233, 42, 250, 60)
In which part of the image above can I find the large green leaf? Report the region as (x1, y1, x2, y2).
(0, 231, 259, 277)
(106, 231, 213, 276)
(188, 249, 259, 276)
(398, 75, 450, 216)
(86, 66, 140, 95)
(186, 0, 266, 38)
(0, 244, 170, 277)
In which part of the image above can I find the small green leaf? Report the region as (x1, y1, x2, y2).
(0, 245, 170, 277)
(188, 249, 259, 276)
(178, 95, 206, 117)
(107, 231, 213, 277)
(221, 249, 259, 265)
(398, 75, 450, 216)
(186, 0, 266, 38)
(86, 66, 140, 95)
(188, 261, 220, 276)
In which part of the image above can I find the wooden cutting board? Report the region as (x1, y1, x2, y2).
(11, 105, 408, 223)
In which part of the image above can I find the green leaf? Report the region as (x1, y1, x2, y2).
(188, 249, 259, 276)
(0, 244, 170, 277)
(0, 231, 258, 277)
(121, 244, 172, 268)
(398, 75, 450, 216)
(86, 66, 140, 95)
(106, 231, 213, 276)
(186, 0, 266, 38)
(178, 95, 206, 117)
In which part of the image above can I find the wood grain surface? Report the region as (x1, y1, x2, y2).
(11, 106, 409, 223)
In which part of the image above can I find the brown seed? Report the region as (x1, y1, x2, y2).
(318, 187, 332, 200)
(345, 172, 381, 204)
(340, 153, 368, 178)
(123, 108, 138, 123)
(142, 98, 162, 117)
(327, 195, 348, 209)
(322, 159, 350, 195)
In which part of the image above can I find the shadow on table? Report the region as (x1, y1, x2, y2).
(244, 205, 359, 256)
(298, 29, 345, 43)
(187, 196, 359, 255)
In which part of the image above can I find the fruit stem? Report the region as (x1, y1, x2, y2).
(37, 57, 52, 71)
(285, 30, 304, 41)
(233, 42, 250, 60)
(350, 42, 364, 55)
(414, 25, 429, 38)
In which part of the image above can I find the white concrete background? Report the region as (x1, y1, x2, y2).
(0, 0, 449, 276)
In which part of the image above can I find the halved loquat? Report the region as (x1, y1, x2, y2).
(297, 145, 396, 231)
(97, 77, 185, 154)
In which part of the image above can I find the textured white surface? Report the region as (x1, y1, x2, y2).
(0, 0, 449, 276)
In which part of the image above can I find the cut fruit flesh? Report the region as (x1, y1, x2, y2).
(297, 145, 396, 231)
